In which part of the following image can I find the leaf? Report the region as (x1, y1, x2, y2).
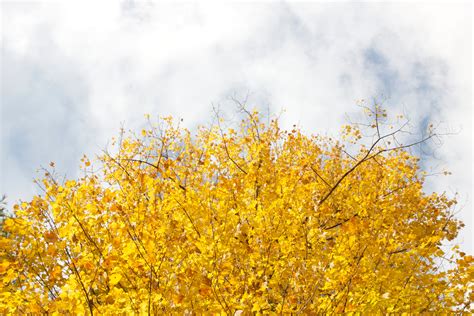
(109, 273, 122, 286)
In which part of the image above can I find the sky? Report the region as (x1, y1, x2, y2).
(1, 2, 472, 253)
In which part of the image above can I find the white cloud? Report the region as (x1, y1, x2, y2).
(1, 1, 471, 251)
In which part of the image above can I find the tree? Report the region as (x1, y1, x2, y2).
(0, 105, 472, 314)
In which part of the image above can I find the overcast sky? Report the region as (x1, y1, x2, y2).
(1, 1, 472, 253)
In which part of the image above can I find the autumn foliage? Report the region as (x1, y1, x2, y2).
(1, 106, 472, 314)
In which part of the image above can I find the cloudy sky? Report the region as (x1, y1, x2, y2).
(1, 2, 472, 252)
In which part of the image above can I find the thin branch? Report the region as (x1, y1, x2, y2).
(310, 165, 331, 188)
(212, 105, 248, 175)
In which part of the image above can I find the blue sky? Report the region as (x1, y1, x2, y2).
(1, 2, 472, 252)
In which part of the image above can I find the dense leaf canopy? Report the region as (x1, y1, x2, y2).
(1, 107, 472, 314)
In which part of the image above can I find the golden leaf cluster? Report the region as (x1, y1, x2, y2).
(1, 108, 472, 314)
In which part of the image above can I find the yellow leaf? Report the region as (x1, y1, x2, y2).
(109, 273, 122, 286)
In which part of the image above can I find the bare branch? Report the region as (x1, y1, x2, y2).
(212, 105, 248, 175)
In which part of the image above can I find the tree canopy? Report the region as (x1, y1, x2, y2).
(0, 106, 472, 314)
